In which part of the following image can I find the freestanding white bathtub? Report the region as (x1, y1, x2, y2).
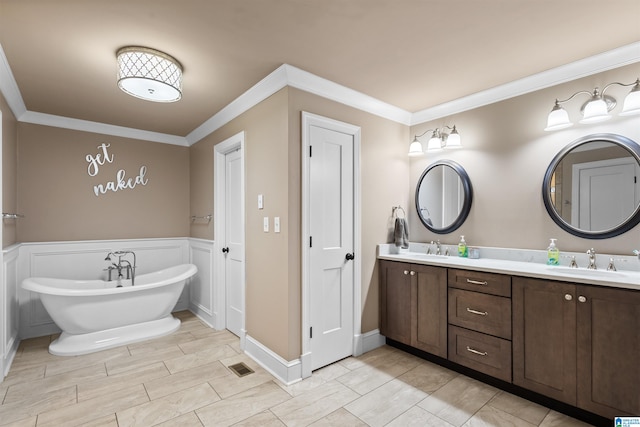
(21, 263, 198, 356)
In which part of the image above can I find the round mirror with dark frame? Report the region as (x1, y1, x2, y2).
(542, 133, 640, 239)
(415, 160, 473, 234)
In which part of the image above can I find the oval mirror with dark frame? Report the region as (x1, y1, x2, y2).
(542, 133, 640, 239)
(416, 160, 473, 234)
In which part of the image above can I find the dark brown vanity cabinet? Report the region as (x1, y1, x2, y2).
(379, 260, 447, 357)
(513, 277, 640, 419)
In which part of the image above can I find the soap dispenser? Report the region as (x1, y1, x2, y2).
(547, 238, 560, 265)
(458, 235, 468, 258)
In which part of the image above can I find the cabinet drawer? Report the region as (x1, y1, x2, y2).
(448, 269, 511, 297)
(448, 288, 511, 339)
(448, 325, 512, 382)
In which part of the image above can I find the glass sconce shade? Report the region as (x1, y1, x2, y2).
(445, 126, 462, 148)
(408, 139, 425, 156)
(545, 103, 572, 131)
(117, 47, 183, 102)
(620, 83, 640, 116)
(580, 97, 611, 124)
(427, 135, 443, 150)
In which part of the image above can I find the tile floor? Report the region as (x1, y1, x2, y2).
(0, 311, 594, 427)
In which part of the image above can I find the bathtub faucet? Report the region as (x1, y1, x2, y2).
(105, 251, 137, 286)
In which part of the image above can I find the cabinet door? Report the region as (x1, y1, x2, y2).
(513, 277, 577, 405)
(379, 260, 412, 345)
(576, 285, 640, 418)
(412, 264, 447, 357)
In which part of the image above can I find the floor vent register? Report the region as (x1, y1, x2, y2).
(227, 362, 254, 377)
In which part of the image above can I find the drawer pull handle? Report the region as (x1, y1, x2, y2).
(466, 308, 488, 316)
(466, 279, 488, 286)
(404, 270, 409, 275)
(466, 346, 488, 356)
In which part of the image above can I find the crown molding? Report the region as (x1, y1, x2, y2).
(283, 64, 413, 125)
(186, 64, 290, 145)
(0, 43, 27, 120)
(19, 111, 189, 146)
(2, 41, 638, 145)
(410, 41, 640, 125)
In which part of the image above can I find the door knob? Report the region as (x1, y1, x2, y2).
(345, 253, 355, 261)
(222, 247, 229, 253)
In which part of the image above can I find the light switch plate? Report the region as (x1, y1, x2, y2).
(274, 217, 280, 233)
(263, 216, 269, 232)
(258, 194, 264, 209)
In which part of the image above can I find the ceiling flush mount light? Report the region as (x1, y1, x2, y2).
(544, 77, 640, 131)
(117, 46, 183, 102)
(408, 125, 461, 156)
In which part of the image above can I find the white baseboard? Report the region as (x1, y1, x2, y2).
(244, 329, 385, 385)
(2, 336, 19, 380)
(362, 329, 385, 353)
(244, 335, 302, 386)
(188, 304, 216, 329)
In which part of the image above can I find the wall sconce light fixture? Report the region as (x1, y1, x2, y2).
(117, 46, 183, 102)
(408, 125, 461, 156)
(545, 78, 640, 131)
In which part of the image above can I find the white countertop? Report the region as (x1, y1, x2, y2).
(378, 244, 640, 291)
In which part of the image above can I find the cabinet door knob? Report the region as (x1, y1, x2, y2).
(403, 270, 409, 275)
(564, 294, 573, 301)
(578, 295, 587, 303)
(410, 271, 416, 276)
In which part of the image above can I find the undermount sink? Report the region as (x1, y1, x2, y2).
(546, 266, 627, 278)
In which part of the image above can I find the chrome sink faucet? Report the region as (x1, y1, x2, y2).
(105, 250, 137, 286)
(427, 241, 434, 254)
(435, 240, 442, 255)
(634, 249, 640, 260)
(586, 248, 597, 270)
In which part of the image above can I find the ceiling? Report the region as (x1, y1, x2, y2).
(1, 0, 639, 141)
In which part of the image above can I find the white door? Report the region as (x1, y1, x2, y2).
(224, 148, 244, 337)
(308, 123, 355, 371)
(573, 158, 638, 231)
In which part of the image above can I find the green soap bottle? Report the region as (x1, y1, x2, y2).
(458, 235, 468, 258)
(547, 238, 559, 265)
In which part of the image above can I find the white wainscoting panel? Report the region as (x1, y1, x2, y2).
(2, 245, 20, 379)
(188, 239, 215, 327)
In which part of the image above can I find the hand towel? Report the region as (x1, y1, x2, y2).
(394, 217, 409, 249)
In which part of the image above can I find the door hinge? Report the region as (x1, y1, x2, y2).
(310, 327, 313, 338)
(310, 236, 313, 247)
(635, 176, 637, 184)
(309, 145, 312, 157)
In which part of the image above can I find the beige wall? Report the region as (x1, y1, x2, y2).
(409, 63, 640, 255)
(1, 92, 18, 247)
(17, 123, 190, 242)
(190, 88, 295, 359)
(189, 87, 409, 360)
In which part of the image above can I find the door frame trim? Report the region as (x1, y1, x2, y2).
(301, 112, 362, 377)
(214, 131, 246, 349)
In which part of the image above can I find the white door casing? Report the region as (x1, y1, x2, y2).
(302, 112, 361, 376)
(572, 157, 639, 231)
(214, 132, 246, 347)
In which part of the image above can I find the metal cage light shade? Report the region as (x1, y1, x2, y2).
(117, 47, 183, 102)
